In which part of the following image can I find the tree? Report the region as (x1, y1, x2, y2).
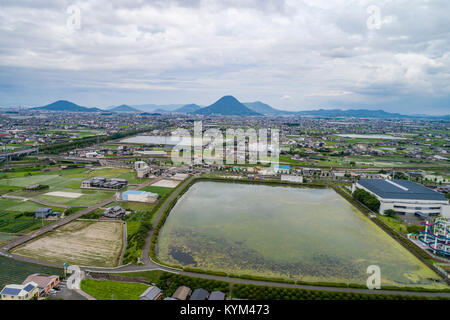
(407, 225, 423, 234)
(384, 209, 396, 218)
(353, 188, 381, 212)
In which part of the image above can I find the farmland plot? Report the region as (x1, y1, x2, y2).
(12, 220, 124, 267)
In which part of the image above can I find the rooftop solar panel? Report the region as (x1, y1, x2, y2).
(24, 284, 35, 292)
(1, 287, 22, 295)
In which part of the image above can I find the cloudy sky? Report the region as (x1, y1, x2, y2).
(0, 0, 449, 114)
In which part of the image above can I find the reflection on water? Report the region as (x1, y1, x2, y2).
(170, 248, 197, 266)
(157, 182, 446, 288)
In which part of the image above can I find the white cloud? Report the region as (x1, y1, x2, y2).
(0, 0, 449, 113)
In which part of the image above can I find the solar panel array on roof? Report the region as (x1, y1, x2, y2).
(1, 287, 21, 295)
(23, 284, 35, 292)
(357, 179, 447, 201)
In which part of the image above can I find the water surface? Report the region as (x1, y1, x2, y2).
(157, 181, 445, 288)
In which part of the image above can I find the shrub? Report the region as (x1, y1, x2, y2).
(353, 188, 380, 212)
(384, 209, 397, 218)
(407, 225, 424, 234)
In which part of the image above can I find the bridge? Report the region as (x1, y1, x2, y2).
(0, 147, 39, 161)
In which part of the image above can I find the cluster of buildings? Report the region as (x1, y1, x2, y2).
(81, 177, 127, 190)
(1, 274, 60, 300)
(70, 145, 169, 159)
(139, 285, 226, 301)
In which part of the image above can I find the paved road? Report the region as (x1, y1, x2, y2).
(0, 147, 38, 158)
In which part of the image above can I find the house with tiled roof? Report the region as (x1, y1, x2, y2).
(23, 274, 60, 295)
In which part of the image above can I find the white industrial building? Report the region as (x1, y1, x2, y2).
(119, 190, 159, 203)
(281, 175, 303, 183)
(353, 179, 450, 218)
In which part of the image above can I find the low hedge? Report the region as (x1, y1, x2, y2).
(231, 283, 442, 300)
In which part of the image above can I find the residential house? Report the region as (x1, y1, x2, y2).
(0, 282, 39, 300)
(22, 274, 60, 295)
(209, 291, 226, 300)
(139, 286, 163, 300)
(172, 286, 192, 300)
(190, 288, 209, 300)
(35, 208, 59, 219)
(103, 206, 126, 219)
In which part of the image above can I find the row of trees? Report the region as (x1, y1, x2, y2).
(232, 284, 432, 300)
(352, 188, 381, 212)
(39, 127, 153, 154)
(123, 210, 153, 264)
(154, 273, 434, 300)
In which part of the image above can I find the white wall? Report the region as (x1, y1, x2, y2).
(442, 204, 450, 219)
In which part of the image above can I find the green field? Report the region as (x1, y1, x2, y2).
(0, 257, 62, 289)
(140, 186, 173, 197)
(0, 233, 19, 243)
(80, 279, 149, 300)
(119, 270, 165, 284)
(0, 167, 139, 191)
(34, 189, 115, 206)
(0, 199, 65, 233)
(0, 167, 142, 206)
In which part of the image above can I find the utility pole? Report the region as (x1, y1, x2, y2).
(5, 150, 9, 171)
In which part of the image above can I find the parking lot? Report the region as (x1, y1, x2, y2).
(49, 279, 88, 300)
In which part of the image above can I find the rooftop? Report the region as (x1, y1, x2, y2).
(139, 286, 161, 300)
(357, 179, 447, 201)
(190, 288, 209, 300)
(172, 286, 191, 300)
(273, 164, 290, 170)
(1, 282, 38, 297)
(209, 291, 226, 300)
(23, 274, 59, 289)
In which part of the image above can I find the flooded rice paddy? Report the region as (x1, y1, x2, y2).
(157, 181, 445, 288)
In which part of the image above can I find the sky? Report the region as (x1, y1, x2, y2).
(0, 0, 449, 114)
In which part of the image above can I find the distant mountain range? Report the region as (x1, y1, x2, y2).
(108, 105, 141, 113)
(244, 101, 293, 115)
(296, 109, 402, 118)
(193, 96, 261, 116)
(129, 104, 184, 112)
(174, 104, 202, 113)
(27, 99, 449, 119)
(295, 109, 450, 119)
(32, 100, 101, 112)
